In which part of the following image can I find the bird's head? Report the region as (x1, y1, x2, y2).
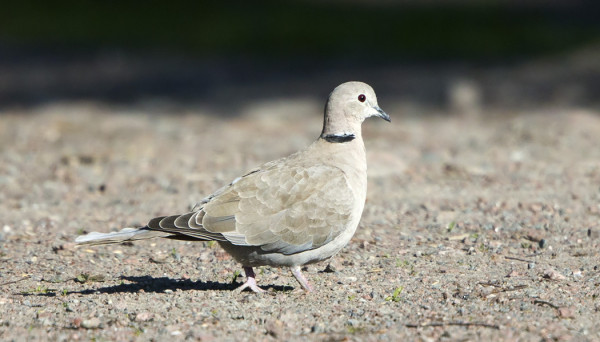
(321, 81, 390, 140)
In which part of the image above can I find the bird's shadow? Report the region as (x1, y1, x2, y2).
(67, 275, 293, 295)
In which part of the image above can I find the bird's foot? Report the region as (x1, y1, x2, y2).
(235, 267, 266, 293)
(291, 265, 313, 292)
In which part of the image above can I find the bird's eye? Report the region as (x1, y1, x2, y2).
(358, 94, 366, 102)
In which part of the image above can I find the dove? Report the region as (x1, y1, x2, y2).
(76, 81, 390, 292)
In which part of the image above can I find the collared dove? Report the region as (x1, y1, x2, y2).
(76, 81, 390, 292)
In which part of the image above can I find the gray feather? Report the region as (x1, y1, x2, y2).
(75, 227, 169, 245)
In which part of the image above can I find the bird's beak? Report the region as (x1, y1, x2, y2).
(374, 106, 391, 122)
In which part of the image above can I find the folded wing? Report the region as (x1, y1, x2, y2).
(148, 164, 354, 255)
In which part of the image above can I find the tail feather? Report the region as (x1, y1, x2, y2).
(76, 211, 227, 246)
(75, 227, 170, 246)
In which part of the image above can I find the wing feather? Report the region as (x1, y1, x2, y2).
(174, 212, 194, 228)
(145, 213, 227, 241)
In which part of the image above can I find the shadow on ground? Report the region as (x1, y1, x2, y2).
(16, 276, 294, 296)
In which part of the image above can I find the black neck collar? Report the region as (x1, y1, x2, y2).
(322, 133, 356, 143)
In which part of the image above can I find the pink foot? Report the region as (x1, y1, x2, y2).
(235, 267, 266, 293)
(291, 266, 313, 292)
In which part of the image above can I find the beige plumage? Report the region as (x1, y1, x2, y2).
(76, 81, 390, 292)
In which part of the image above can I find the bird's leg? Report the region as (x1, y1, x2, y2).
(290, 266, 313, 292)
(235, 266, 266, 293)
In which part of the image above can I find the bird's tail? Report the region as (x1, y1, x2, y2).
(75, 227, 169, 246)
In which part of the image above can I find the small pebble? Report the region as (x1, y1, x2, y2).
(543, 268, 566, 281)
(135, 311, 154, 322)
(558, 307, 575, 318)
(81, 318, 101, 329)
(528, 263, 535, 270)
(323, 263, 337, 273)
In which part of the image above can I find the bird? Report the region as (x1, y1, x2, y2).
(76, 81, 390, 293)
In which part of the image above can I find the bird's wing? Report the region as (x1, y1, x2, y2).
(199, 163, 355, 254)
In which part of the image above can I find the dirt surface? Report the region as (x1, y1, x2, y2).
(1, 97, 599, 341)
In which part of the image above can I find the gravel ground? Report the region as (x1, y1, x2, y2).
(0, 97, 599, 341)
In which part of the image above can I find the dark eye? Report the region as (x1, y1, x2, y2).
(358, 94, 366, 102)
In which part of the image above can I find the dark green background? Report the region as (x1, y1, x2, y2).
(1, 1, 598, 60)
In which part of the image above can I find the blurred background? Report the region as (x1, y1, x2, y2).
(1, 0, 599, 113)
